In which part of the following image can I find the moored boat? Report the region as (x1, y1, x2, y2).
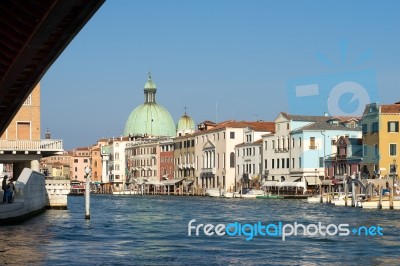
(205, 188, 224, 197)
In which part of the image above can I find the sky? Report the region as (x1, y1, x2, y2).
(41, 0, 400, 150)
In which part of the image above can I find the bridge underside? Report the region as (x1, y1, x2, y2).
(0, 0, 105, 136)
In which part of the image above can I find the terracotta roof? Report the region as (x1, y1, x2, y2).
(235, 138, 263, 148)
(218, 120, 275, 132)
(194, 120, 274, 135)
(381, 104, 400, 114)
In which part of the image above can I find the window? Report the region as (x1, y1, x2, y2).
(83, 159, 88, 163)
(363, 145, 368, 157)
(264, 159, 267, 169)
(388, 121, 399, 132)
(292, 138, 295, 148)
(292, 158, 295, 168)
(299, 137, 302, 147)
(374, 144, 378, 157)
(372, 122, 379, 133)
(272, 159, 275, 169)
(362, 124, 368, 134)
(390, 144, 397, 156)
(230, 152, 235, 168)
(319, 157, 323, 167)
(230, 132, 235, 139)
(74, 159, 78, 163)
(277, 159, 280, 169)
(281, 158, 285, 168)
(272, 140, 275, 149)
(286, 158, 289, 169)
(265, 141, 268, 150)
(299, 157, 302, 168)
(310, 137, 316, 149)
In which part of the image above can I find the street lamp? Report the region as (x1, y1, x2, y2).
(84, 166, 91, 219)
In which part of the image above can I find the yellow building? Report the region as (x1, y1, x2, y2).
(379, 104, 400, 178)
(362, 102, 400, 178)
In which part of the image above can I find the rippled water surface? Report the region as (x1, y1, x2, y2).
(1, 195, 400, 265)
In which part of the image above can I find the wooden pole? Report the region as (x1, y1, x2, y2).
(344, 179, 348, 206)
(390, 185, 394, 209)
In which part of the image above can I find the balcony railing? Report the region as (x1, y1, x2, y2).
(201, 167, 216, 174)
(0, 139, 63, 151)
(274, 148, 289, 153)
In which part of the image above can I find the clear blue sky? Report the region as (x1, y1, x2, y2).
(41, 0, 400, 150)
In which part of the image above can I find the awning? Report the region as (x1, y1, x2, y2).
(262, 181, 278, 187)
(162, 178, 184, 186)
(185, 180, 194, 186)
(322, 180, 333, 186)
(279, 181, 306, 188)
(285, 176, 302, 182)
(262, 180, 306, 188)
(147, 181, 164, 186)
(305, 176, 322, 185)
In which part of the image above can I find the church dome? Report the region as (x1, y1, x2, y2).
(177, 112, 195, 136)
(124, 73, 176, 137)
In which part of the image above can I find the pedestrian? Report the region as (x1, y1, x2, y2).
(2, 175, 7, 203)
(6, 178, 15, 203)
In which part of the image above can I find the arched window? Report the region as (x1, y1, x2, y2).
(115, 164, 120, 171)
(115, 152, 119, 160)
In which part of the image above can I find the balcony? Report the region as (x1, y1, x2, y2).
(0, 139, 63, 156)
(274, 148, 288, 153)
(201, 167, 216, 174)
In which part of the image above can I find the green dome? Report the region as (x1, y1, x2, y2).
(177, 113, 195, 135)
(124, 73, 176, 137)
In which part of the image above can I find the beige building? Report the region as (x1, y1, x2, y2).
(70, 147, 91, 183)
(1, 84, 41, 141)
(40, 151, 71, 178)
(0, 83, 63, 177)
(194, 120, 275, 191)
(173, 134, 196, 182)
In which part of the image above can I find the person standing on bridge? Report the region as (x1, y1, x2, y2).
(2, 175, 7, 203)
(6, 178, 15, 203)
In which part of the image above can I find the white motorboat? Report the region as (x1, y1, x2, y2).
(307, 195, 323, 203)
(205, 188, 224, 197)
(234, 189, 264, 198)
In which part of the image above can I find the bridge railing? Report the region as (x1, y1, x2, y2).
(0, 139, 63, 151)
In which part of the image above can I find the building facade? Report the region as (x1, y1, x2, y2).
(362, 103, 400, 178)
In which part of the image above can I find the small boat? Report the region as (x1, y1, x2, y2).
(256, 193, 284, 199)
(234, 189, 264, 198)
(223, 192, 234, 198)
(205, 188, 224, 197)
(70, 181, 85, 196)
(307, 195, 324, 203)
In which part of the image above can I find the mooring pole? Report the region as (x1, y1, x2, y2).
(85, 166, 91, 220)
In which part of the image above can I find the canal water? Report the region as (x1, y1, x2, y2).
(0, 195, 399, 265)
